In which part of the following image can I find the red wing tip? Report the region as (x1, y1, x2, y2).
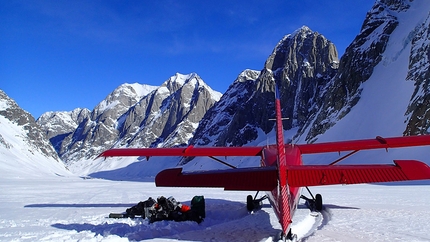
(394, 160, 430, 180)
(95, 151, 106, 159)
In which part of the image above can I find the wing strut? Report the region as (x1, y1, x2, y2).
(328, 150, 359, 165)
(208, 156, 237, 169)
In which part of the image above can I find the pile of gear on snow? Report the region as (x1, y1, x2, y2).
(109, 195, 205, 224)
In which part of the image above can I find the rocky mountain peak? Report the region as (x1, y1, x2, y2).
(0, 89, 61, 162)
(36, 108, 91, 153)
(92, 83, 157, 120)
(39, 73, 222, 171)
(37, 108, 90, 137)
(190, 69, 261, 147)
(234, 69, 260, 84)
(262, 25, 339, 133)
(302, 1, 407, 141)
(189, 26, 339, 148)
(116, 73, 221, 149)
(265, 25, 339, 75)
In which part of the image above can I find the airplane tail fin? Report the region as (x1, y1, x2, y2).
(275, 85, 286, 164)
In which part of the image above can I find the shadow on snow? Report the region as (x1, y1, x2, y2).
(50, 198, 280, 241)
(25, 203, 137, 208)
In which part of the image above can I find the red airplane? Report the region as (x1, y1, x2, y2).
(100, 86, 430, 241)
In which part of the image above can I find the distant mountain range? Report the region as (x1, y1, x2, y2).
(1, 0, 429, 178)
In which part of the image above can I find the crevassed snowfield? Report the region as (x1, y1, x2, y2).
(1, 174, 430, 242)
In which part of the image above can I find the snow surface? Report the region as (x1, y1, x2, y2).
(125, 83, 158, 98)
(1, 174, 430, 242)
(0, 115, 70, 179)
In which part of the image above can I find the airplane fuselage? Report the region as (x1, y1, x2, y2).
(262, 145, 302, 236)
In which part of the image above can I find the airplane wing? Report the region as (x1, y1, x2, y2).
(295, 135, 430, 154)
(99, 135, 430, 158)
(99, 146, 263, 158)
(99, 135, 430, 190)
(99, 146, 275, 191)
(286, 160, 430, 187)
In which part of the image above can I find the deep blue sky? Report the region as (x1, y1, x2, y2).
(1, 0, 375, 118)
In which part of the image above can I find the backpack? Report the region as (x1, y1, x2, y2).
(148, 196, 178, 222)
(191, 195, 205, 219)
(126, 197, 156, 218)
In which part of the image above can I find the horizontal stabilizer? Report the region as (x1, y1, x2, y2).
(286, 160, 430, 187)
(155, 166, 278, 191)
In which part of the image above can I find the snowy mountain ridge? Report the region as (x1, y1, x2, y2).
(307, 0, 430, 142)
(0, 90, 70, 178)
(189, 25, 339, 151)
(35, 73, 222, 174)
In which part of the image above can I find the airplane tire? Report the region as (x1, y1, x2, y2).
(315, 194, 323, 211)
(246, 195, 254, 211)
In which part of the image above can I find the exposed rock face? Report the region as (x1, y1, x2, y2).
(37, 108, 91, 153)
(0, 89, 61, 161)
(190, 26, 339, 148)
(304, 1, 409, 141)
(404, 12, 430, 135)
(266, 26, 339, 137)
(38, 83, 157, 162)
(116, 73, 221, 148)
(190, 69, 261, 147)
(41, 74, 221, 164)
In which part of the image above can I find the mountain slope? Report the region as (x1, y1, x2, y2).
(37, 108, 91, 153)
(45, 73, 221, 174)
(0, 90, 70, 178)
(115, 73, 222, 149)
(38, 83, 158, 164)
(404, 10, 430, 135)
(304, 0, 430, 142)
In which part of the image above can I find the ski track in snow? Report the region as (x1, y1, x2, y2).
(280, 205, 332, 242)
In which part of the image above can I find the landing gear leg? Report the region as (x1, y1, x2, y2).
(300, 187, 323, 211)
(246, 191, 268, 211)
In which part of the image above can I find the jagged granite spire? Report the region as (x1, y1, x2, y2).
(190, 26, 339, 147)
(116, 73, 221, 148)
(51, 73, 221, 166)
(266, 26, 338, 133)
(190, 69, 261, 146)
